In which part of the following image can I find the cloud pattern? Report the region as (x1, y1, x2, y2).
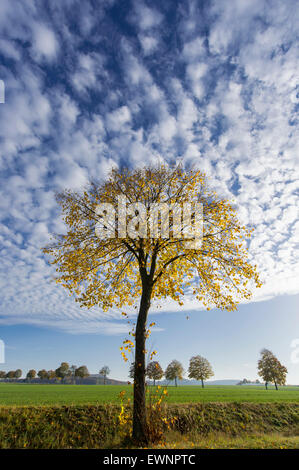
(0, 0, 298, 333)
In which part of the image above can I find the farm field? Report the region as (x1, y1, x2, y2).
(0, 383, 299, 406)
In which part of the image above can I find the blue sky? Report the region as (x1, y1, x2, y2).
(0, 0, 298, 382)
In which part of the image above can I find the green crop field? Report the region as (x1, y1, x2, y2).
(0, 383, 299, 406)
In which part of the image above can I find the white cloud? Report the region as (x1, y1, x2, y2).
(182, 37, 205, 60)
(186, 63, 208, 99)
(31, 24, 58, 61)
(0, 39, 21, 60)
(106, 105, 132, 132)
(71, 52, 105, 93)
(139, 34, 159, 55)
(158, 114, 177, 141)
(132, 2, 163, 31)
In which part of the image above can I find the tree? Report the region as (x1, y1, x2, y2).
(129, 362, 135, 380)
(188, 355, 214, 388)
(146, 361, 164, 386)
(99, 366, 110, 385)
(14, 369, 22, 380)
(237, 378, 251, 385)
(258, 349, 287, 390)
(43, 165, 262, 444)
(48, 370, 56, 380)
(75, 365, 90, 381)
(70, 365, 77, 384)
(165, 360, 184, 387)
(55, 362, 70, 383)
(6, 371, 15, 380)
(0, 371, 6, 379)
(37, 369, 49, 381)
(26, 369, 36, 382)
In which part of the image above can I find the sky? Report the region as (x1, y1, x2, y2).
(0, 0, 298, 383)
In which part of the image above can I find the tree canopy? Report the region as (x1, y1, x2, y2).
(165, 360, 184, 386)
(188, 355, 214, 387)
(146, 361, 164, 385)
(14, 369, 22, 379)
(26, 369, 36, 380)
(44, 165, 261, 313)
(99, 366, 110, 384)
(55, 362, 71, 381)
(37, 369, 49, 380)
(258, 349, 287, 390)
(75, 365, 90, 379)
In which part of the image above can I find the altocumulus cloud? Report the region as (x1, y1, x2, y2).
(0, 0, 298, 334)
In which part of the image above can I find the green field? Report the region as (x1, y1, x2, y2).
(0, 384, 299, 448)
(0, 383, 299, 406)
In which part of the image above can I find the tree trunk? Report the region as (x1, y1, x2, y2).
(265, 382, 268, 390)
(153, 379, 155, 387)
(132, 278, 152, 444)
(175, 377, 177, 387)
(201, 379, 204, 388)
(274, 381, 278, 390)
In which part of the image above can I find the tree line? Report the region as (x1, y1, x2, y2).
(0, 349, 288, 390)
(0, 363, 111, 384)
(130, 356, 214, 388)
(130, 349, 288, 390)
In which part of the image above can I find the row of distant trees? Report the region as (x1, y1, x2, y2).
(0, 369, 22, 380)
(237, 378, 261, 385)
(0, 363, 111, 384)
(130, 349, 288, 390)
(0, 349, 288, 390)
(130, 356, 214, 388)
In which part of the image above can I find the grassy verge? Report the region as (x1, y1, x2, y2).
(156, 431, 299, 449)
(0, 402, 298, 448)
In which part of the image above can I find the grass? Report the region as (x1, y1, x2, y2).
(156, 431, 299, 449)
(0, 402, 298, 448)
(0, 384, 298, 448)
(0, 383, 299, 406)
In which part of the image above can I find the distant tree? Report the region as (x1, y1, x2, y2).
(146, 361, 164, 386)
(37, 369, 49, 381)
(165, 360, 184, 387)
(258, 349, 287, 390)
(14, 369, 22, 380)
(0, 371, 6, 379)
(6, 371, 16, 380)
(237, 378, 250, 385)
(99, 366, 110, 385)
(55, 362, 71, 383)
(47, 370, 56, 380)
(26, 370, 36, 382)
(70, 365, 77, 384)
(75, 365, 90, 381)
(129, 362, 135, 380)
(188, 355, 214, 388)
